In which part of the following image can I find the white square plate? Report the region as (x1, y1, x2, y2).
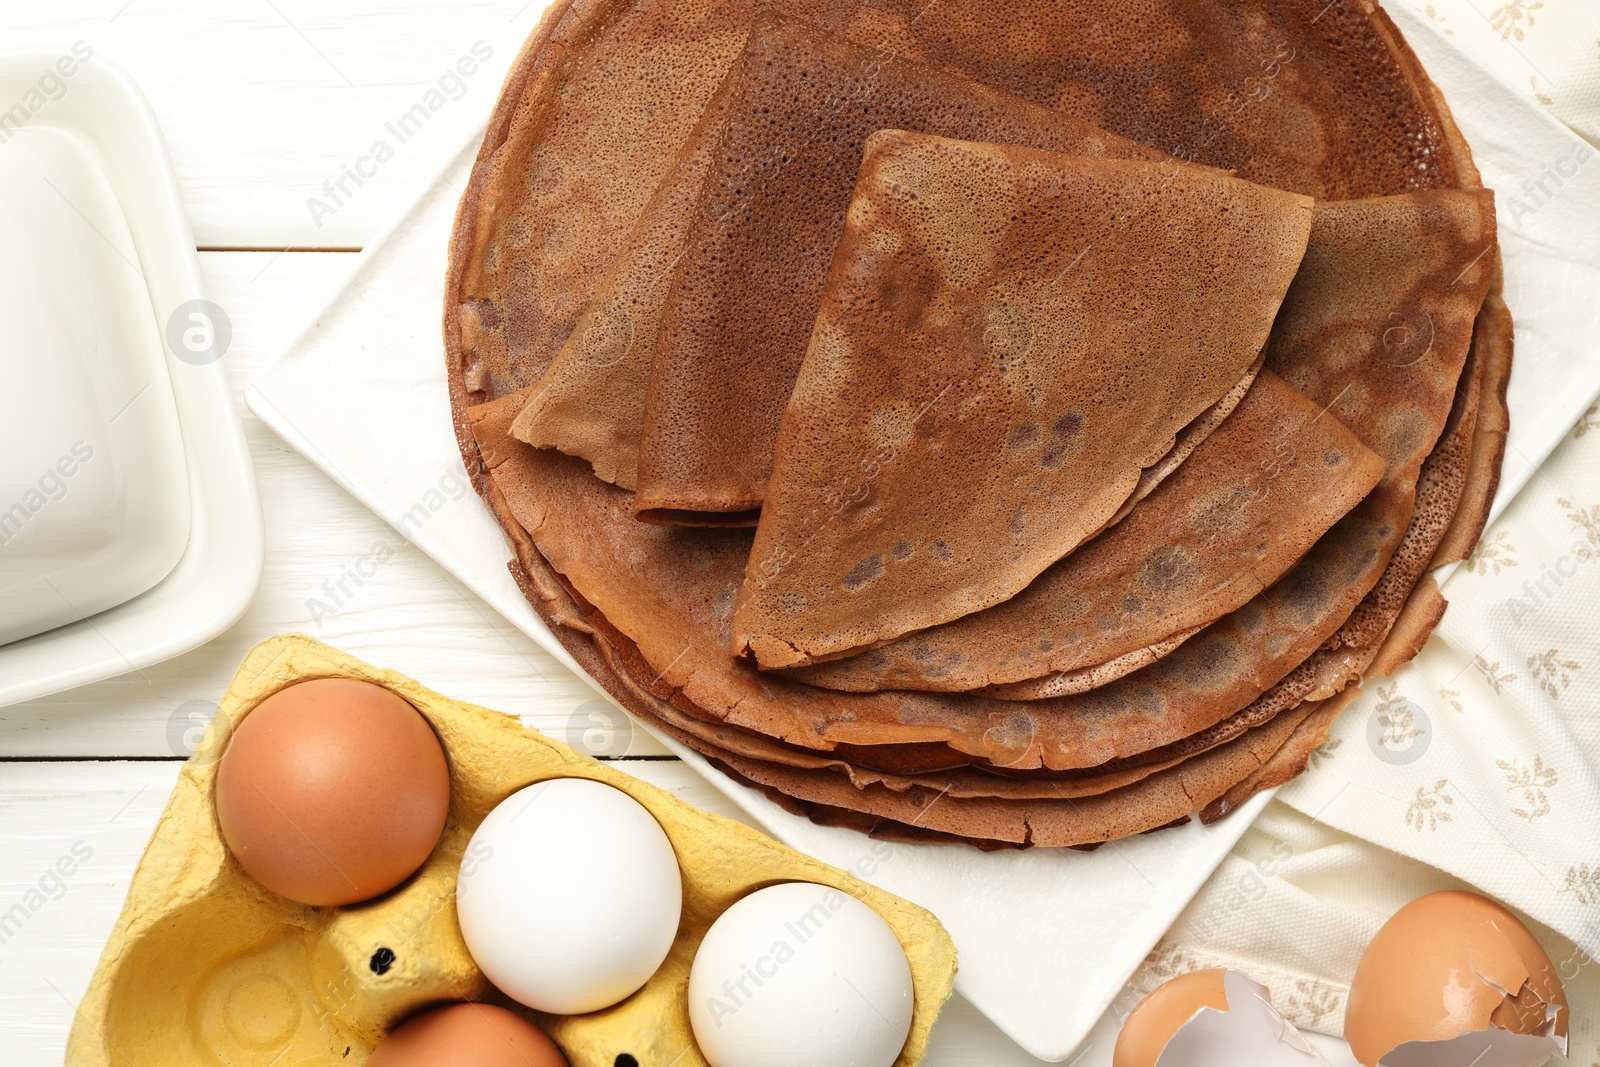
(0, 54, 262, 707)
(247, 4, 1600, 1056)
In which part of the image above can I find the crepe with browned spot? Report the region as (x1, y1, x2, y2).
(1270, 192, 1496, 636)
(991, 190, 1498, 703)
(1202, 286, 1494, 725)
(1272, 285, 1495, 709)
(784, 190, 1495, 723)
(788, 371, 1383, 693)
(731, 132, 1314, 667)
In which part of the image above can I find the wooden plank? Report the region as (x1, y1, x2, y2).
(2, 0, 553, 248)
(0, 760, 1055, 1066)
(0, 251, 671, 758)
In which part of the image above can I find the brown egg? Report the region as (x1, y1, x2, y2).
(215, 678, 450, 906)
(369, 1003, 568, 1067)
(1345, 890, 1569, 1067)
(1114, 969, 1229, 1067)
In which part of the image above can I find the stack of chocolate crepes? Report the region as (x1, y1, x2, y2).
(445, 0, 1510, 849)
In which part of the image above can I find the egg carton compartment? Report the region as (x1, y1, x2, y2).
(67, 633, 957, 1066)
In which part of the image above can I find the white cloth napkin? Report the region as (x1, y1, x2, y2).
(1278, 394, 1600, 934)
(1398, 0, 1600, 149)
(1135, 5, 1600, 1056)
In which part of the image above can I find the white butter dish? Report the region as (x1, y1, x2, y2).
(0, 53, 261, 706)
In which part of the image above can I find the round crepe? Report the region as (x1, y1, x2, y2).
(446, 0, 1502, 846)
(464, 309, 1493, 838)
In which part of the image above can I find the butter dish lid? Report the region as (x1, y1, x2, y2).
(0, 125, 191, 645)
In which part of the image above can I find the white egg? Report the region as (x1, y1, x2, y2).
(688, 882, 914, 1067)
(456, 777, 683, 1014)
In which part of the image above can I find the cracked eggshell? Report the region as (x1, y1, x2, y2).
(1114, 968, 1323, 1067)
(1344, 890, 1569, 1067)
(65, 634, 956, 1067)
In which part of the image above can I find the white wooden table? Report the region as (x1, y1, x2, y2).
(0, 5, 1050, 1062)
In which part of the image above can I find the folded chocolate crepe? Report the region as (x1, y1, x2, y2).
(787, 370, 1385, 693)
(731, 131, 1314, 668)
(1239, 285, 1507, 719)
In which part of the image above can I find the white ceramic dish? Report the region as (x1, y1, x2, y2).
(0, 53, 262, 706)
(247, 3, 1600, 1056)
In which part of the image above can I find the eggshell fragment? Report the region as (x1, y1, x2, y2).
(368, 1002, 568, 1067)
(1115, 970, 1230, 1067)
(1344, 891, 1569, 1067)
(1115, 969, 1323, 1067)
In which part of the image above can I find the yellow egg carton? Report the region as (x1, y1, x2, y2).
(67, 633, 957, 1067)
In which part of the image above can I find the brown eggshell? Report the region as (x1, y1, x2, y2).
(1114, 969, 1230, 1067)
(215, 678, 451, 906)
(1344, 891, 1569, 1067)
(368, 1003, 568, 1067)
